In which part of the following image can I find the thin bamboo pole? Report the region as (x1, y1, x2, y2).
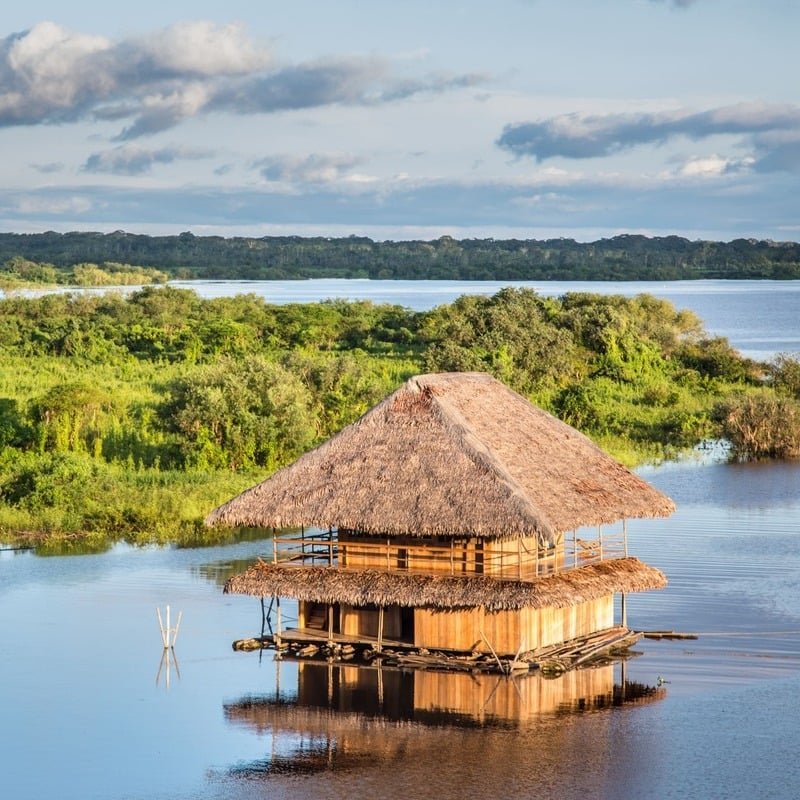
(275, 596, 282, 648)
(377, 606, 384, 653)
(599, 524, 604, 561)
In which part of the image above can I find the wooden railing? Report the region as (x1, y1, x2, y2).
(269, 524, 628, 582)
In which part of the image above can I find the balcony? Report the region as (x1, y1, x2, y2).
(266, 524, 630, 582)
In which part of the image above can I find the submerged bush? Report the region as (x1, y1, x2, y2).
(715, 393, 800, 460)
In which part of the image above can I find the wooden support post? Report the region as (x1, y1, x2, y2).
(275, 596, 282, 648)
(386, 538, 390, 570)
(517, 537, 522, 580)
(327, 603, 334, 646)
(450, 540, 454, 575)
(376, 606, 384, 654)
(272, 529, 277, 564)
(623, 519, 629, 557)
(621, 592, 628, 629)
(598, 524, 604, 561)
(328, 527, 333, 566)
(573, 529, 578, 568)
(260, 596, 266, 637)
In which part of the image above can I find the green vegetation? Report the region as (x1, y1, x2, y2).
(0, 255, 168, 290)
(1, 231, 799, 281)
(0, 285, 796, 549)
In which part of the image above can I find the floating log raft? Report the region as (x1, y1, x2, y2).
(231, 625, 644, 674)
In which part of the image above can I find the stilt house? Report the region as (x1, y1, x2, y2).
(207, 372, 674, 657)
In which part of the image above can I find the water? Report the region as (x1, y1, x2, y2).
(2, 280, 800, 798)
(2, 457, 800, 800)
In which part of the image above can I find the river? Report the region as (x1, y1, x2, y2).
(1, 281, 800, 799)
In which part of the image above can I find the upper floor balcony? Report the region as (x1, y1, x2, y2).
(265, 523, 631, 582)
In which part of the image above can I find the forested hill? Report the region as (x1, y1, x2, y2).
(1, 231, 799, 280)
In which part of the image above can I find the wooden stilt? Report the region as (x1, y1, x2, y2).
(377, 606, 384, 653)
(327, 603, 334, 646)
(621, 592, 628, 629)
(275, 596, 282, 648)
(260, 596, 266, 636)
(598, 524, 604, 561)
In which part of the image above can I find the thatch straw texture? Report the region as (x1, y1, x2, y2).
(223, 557, 667, 612)
(206, 372, 675, 542)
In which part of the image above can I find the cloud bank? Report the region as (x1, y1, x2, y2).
(0, 21, 483, 139)
(497, 103, 800, 171)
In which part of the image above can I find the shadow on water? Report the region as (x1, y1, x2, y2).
(219, 661, 663, 779)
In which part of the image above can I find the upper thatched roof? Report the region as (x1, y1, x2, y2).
(223, 557, 667, 612)
(206, 372, 675, 542)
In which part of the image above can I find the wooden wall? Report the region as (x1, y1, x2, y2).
(337, 531, 566, 577)
(340, 604, 403, 640)
(414, 595, 614, 655)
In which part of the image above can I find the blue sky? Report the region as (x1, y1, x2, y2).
(1, 0, 798, 241)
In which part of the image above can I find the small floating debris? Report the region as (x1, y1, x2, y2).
(640, 630, 698, 640)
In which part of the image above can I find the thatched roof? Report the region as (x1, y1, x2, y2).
(206, 372, 675, 542)
(223, 557, 666, 612)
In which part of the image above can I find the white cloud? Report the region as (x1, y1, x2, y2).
(0, 21, 484, 138)
(82, 144, 214, 175)
(255, 153, 365, 184)
(497, 102, 800, 170)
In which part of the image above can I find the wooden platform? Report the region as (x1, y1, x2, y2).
(232, 625, 642, 674)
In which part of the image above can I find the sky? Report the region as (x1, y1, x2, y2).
(0, 0, 798, 242)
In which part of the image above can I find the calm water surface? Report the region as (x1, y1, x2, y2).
(2, 457, 800, 800)
(2, 280, 800, 798)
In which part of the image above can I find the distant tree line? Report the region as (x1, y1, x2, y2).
(1, 231, 799, 281)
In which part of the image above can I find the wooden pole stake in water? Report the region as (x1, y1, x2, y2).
(156, 605, 182, 648)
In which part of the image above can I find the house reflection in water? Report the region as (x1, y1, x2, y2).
(222, 661, 664, 777)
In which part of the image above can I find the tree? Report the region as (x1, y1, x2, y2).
(159, 357, 315, 470)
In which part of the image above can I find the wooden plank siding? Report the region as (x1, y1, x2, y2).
(414, 595, 614, 655)
(338, 531, 566, 578)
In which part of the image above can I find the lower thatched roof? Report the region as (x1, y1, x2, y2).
(223, 557, 666, 612)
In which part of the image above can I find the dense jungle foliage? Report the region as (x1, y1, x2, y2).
(1, 230, 800, 280)
(1, 286, 798, 548)
(0, 255, 168, 290)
